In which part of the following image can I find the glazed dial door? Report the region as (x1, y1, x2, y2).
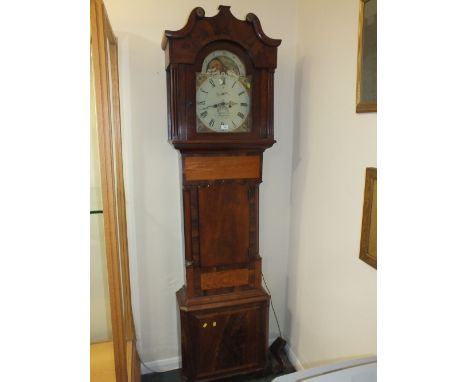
(196, 50, 252, 133)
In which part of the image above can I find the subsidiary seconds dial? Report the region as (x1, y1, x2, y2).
(196, 73, 251, 133)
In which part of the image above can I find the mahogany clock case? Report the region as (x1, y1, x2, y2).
(180, 152, 264, 300)
(163, 6, 281, 151)
(177, 287, 270, 381)
(163, 6, 281, 381)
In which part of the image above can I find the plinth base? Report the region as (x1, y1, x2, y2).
(177, 287, 270, 382)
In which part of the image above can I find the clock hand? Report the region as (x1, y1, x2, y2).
(200, 101, 227, 110)
(200, 103, 218, 110)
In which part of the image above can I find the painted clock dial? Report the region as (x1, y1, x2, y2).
(196, 50, 252, 133)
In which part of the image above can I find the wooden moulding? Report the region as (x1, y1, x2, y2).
(359, 167, 377, 269)
(201, 269, 250, 290)
(177, 286, 270, 311)
(184, 155, 261, 182)
(91, 0, 139, 381)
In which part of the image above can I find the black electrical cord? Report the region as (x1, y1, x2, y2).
(262, 272, 283, 339)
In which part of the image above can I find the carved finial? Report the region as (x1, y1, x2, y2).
(162, 5, 281, 51)
(245, 12, 281, 47)
(195, 7, 205, 18)
(246, 13, 256, 23)
(162, 6, 206, 48)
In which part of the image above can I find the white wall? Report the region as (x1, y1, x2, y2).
(285, 0, 377, 368)
(104, 0, 298, 368)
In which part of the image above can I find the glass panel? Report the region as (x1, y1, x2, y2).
(90, 52, 113, 344)
(360, 0, 377, 103)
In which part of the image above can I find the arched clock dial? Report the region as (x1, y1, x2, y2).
(201, 49, 246, 76)
(196, 73, 251, 133)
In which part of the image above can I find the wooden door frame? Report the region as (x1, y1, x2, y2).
(91, 0, 137, 380)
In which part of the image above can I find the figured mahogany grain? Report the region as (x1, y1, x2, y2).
(198, 184, 250, 267)
(184, 155, 260, 181)
(201, 269, 249, 290)
(178, 290, 269, 381)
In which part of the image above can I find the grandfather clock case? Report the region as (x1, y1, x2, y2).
(162, 6, 281, 381)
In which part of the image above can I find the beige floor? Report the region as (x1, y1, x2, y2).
(90, 341, 116, 382)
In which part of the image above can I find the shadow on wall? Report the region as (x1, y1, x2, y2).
(291, 56, 304, 174)
(284, 56, 311, 363)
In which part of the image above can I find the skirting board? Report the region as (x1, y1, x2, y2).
(140, 338, 303, 374)
(285, 344, 304, 371)
(141, 356, 181, 375)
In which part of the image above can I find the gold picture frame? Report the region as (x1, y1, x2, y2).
(359, 168, 377, 269)
(356, 0, 377, 113)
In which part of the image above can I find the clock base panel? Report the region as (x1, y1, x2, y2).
(177, 287, 270, 381)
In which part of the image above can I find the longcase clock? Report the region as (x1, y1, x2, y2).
(162, 6, 281, 381)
